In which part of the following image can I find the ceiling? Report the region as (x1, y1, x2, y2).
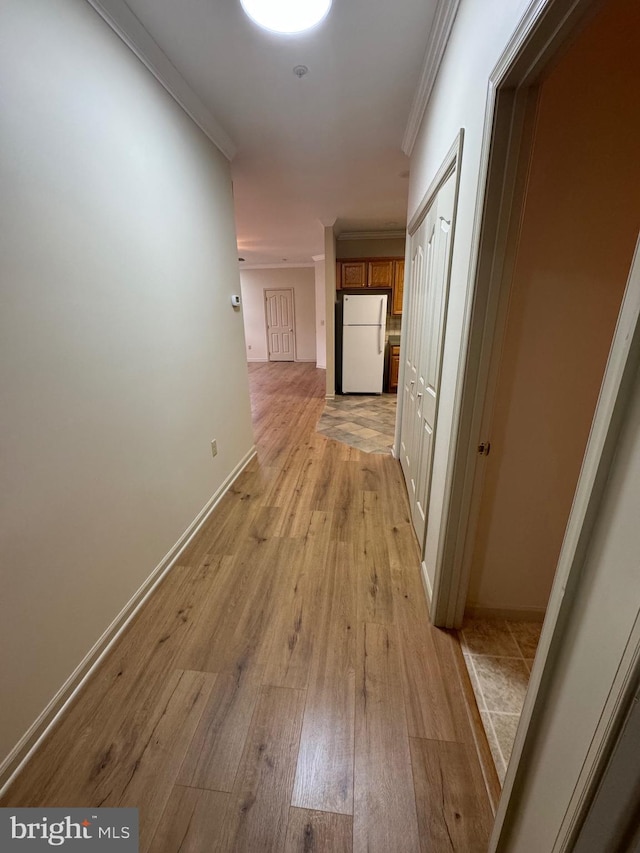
(115, 0, 442, 264)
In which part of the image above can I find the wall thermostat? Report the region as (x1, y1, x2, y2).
(231, 294, 241, 307)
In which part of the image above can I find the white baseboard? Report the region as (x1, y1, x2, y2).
(464, 604, 546, 622)
(0, 444, 257, 797)
(294, 358, 317, 363)
(247, 357, 268, 363)
(420, 560, 433, 613)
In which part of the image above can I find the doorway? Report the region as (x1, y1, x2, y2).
(418, 0, 640, 833)
(448, 0, 640, 785)
(265, 288, 296, 361)
(430, 0, 640, 627)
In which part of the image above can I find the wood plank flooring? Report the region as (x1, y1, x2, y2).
(1, 362, 495, 851)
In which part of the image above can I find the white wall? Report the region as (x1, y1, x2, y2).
(0, 0, 253, 769)
(408, 0, 530, 592)
(324, 227, 337, 397)
(314, 258, 327, 370)
(240, 267, 317, 362)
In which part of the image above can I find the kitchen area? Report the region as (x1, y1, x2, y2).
(312, 238, 404, 455)
(334, 238, 405, 396)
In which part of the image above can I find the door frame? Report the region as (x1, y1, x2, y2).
(421, 0, 640, 846)
(264, 287, 296, 362)
(429, 0, 608, 628)
(394, 130, 464, 574)
(493, 235, 640, 849)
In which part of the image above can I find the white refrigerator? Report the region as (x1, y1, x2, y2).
(342, 293, 388, 393)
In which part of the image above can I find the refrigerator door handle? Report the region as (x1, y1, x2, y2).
(378, 298, 384, 354)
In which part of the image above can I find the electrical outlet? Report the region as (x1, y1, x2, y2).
(211, 439, 218, 458)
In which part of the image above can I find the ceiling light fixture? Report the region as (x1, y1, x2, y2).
(239, 0, 332, 34)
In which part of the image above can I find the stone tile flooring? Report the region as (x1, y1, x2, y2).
(316, 393, 397, 454)
(459, 619, 543, 784)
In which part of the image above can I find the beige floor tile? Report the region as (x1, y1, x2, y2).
(347, 438, 372, 451)
(471, 656, 530, 714)
(490, 713, 520, 766)
(357, 440, 384, 453)
(352, 427, 380, 438)
(357, 419, 389, 431)
(356, 418, 385, 432)
(507, 621, 542, 658)
(332, 421, 361, 432)
(315, 393, 396, 455)
(461, 620, 537, 786)
(320, 428, 347, 440)
(461, 620, 520, 657)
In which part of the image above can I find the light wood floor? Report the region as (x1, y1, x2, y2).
(2, 362, 496, 851)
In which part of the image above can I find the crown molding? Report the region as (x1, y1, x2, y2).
(337, 230, 406, 241)
(401, 0, 461, 157)
(240, 263, 315, 270)
(84, 0, 236, 160)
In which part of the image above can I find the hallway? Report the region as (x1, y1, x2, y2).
(1, 363, 493, 851)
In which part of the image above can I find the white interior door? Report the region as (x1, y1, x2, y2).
(400, 171, 457, 545)
(401, 213, 432, 525)
(265, 289, 295, 361)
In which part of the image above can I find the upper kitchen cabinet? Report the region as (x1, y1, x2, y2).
(368, 259, 394, 288)
(337, 257, 405, 315)
(338, 261, 367, 288)
(392, 259, 405, 315)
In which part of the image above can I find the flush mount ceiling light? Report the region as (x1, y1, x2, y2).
(240, 0, 332, 34)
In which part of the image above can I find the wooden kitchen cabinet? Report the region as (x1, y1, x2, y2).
(389, 345, 401, 393)
(368, 259, 394, 288)
(392, 259, 405, 315)
(337, 257, 405, 316)
(338, 261, 367, 288)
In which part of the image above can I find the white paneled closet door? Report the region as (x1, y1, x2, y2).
(400, 170, 456, 546)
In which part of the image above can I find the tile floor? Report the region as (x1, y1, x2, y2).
(459, 619, 542, 784)
(316, 393, 397, 454)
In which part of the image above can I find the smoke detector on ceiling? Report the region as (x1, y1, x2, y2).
(293, 65, 309, 78)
